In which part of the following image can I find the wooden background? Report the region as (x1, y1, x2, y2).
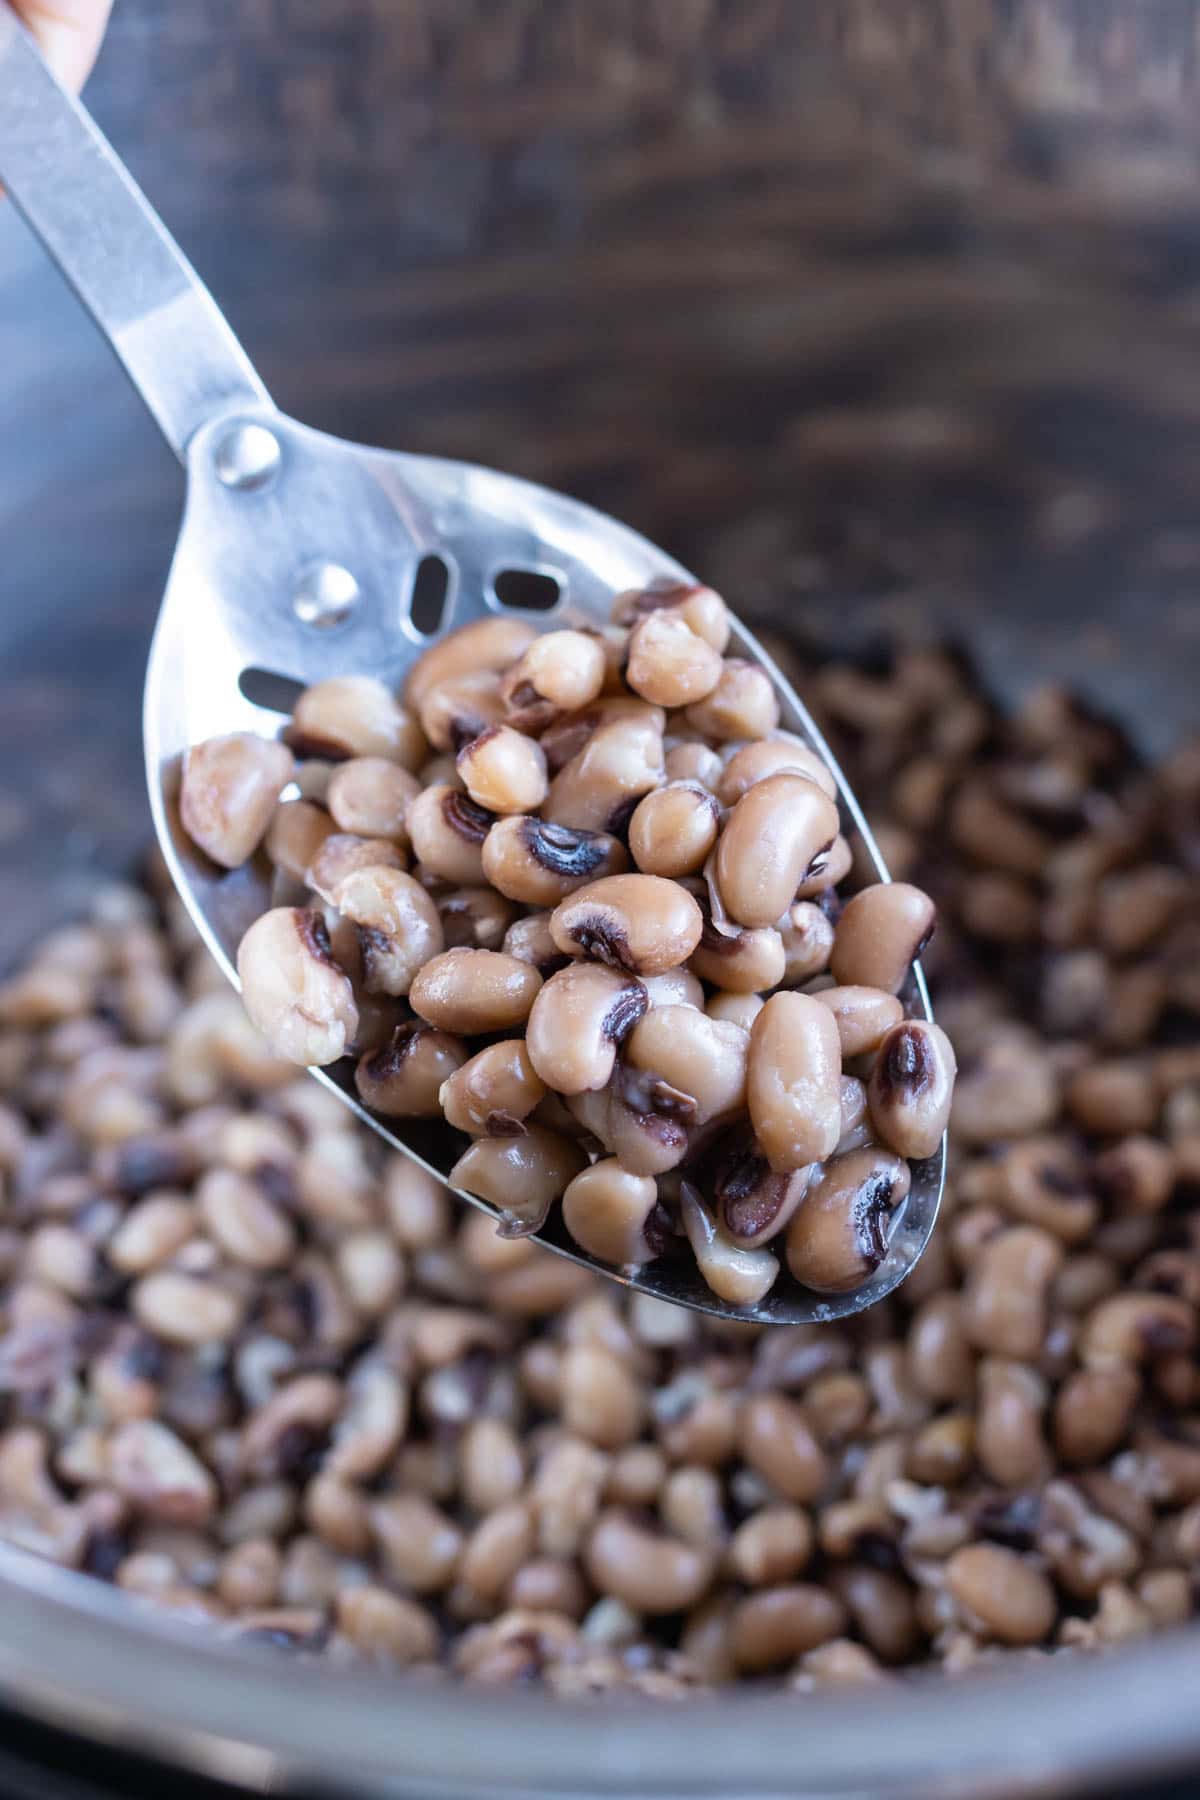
(3, 0, 1200, 946)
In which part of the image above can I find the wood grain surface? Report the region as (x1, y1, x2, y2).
(1, 0, 1199, 948)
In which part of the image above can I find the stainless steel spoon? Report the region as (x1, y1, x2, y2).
(0, 18, 944, 1323)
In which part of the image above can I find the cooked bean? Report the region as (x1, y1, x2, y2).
(132, 1271, 242, 1346)
(1078, 1292, 1196, 1366)
(371, 1494, 463, 1594)
(236, 909, 358, 1067)
(641, 967, 705, 1010)
(326, 758, 419, 841)
(562, 1344, 645, 1449)
(419, 670, 506, 755)
(526, 964, 648, 1095)
(814, 985, 903, 1057)
(907, 1294, 974, 1402)
(786, 1150, 910, 1294)
(664, 741, 723, 788)
(748, 992, 843, 1172)
(500, 630, 607, 731)
(867, 1020, 957, 1160)
(830, 882, 936, 995)
(482, 816, 628, 907)
(714, 775, 840, 930)
(355, 1022, 467, 1116)
(730, 1584, 846, 1672)
(181, 734, 294, 869)
(626, 1007, 748, 1126)
(836, 1074, 872, 1153)
(331, 866, 444, 996)
(406, 617, 537, 714)
(717, 736, 837, 807)
(549, 875, 702, 976)
(680, 1180, 779, 1307)
(456, 726, 548, 815)
(713, 1135, 812, 1248)
(336, 1586, 439, 1663)
(107, 1194, 197, 1275)
(1066, 1059, 1159, 1136)
(963, 1226, 1064, 1359)
(264, 800, 336, 883)
(684, 659, 779, 742)
(543, 713, 664, 834)
(539, 697, 665, 773)
(611, 580, 730, 651)
(410, 948, 542, 1035)
(406, 786, 494, 886)
(594, 1076, 688, 1177)
(450, 1127, 586, 1237)
(992, 1137, 1098, 1243)
(585, 1510, 715, 1614)
(1054, 1364, 1140, 1465)
(500, 912, 565, 977)
(728, 1506, 813, 1586)
(777, 902, 835, 987)
(795, 834, 853, 899)
(197, 1168, 295, 1270)
(628, 783, 721, 879)
(562, 1161, 662, 1266)
(706, 990, 764, 1031)
(976, 1357, 1050, 1487)
(289, 675, 423, 767)
(626, 610, 723, 708)
(945, 1544, 1056, 1645)
(439, 1040, 545, 1136)
(431, 888, 515, 957)
(309, 833, 406, 904)
(690, 914, 786, 994)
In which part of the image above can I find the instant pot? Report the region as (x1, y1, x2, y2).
(0, 3, 1198, 1795)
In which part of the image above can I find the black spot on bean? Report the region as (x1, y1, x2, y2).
(282, 729, 351, 763)
(601, 981, 649, 1045)
(443, 791, 494, 843)
(298, 910, 338, 969)
(520, 819, 610, 879)
(566, 914, 635, 971)
(875, 1023, 934, 1100)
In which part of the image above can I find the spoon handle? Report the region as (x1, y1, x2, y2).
(0, 14, 273, 460)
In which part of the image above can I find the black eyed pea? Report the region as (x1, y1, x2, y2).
(642, 967, 705, 1010)
(236, 908, 358, 1066)
(705, 990, 764, 1031)
(526, 963, 648, 1095)
(500, 630, 607, 731)
(288, 674, 424, 768)
(263, 799, 336, 883)
(482, 816, 628, 907)
(626, 1006, 748, 1126)
(715, 775, 841, 930)
(449, 1125, 586, 1237)
(713, 1132, 814, 1248)
(331, 867, 444, 997)
(680, 1179, 780, 1306)
(418, 670, 506, 756)
(355, 1022, 467, 1116)
(690, 914, 786, 994)
(404, 616, 537, 716)
(837, 1074, 872, 1153)
(717, 735, 837, 807)
(830, 882, 936, 995)
(814, 985, 905, 1058)
(549, 875, 703, 977)
(664, 741, 723, 789)
(628, 782, 721, 879)
(438, 1039, 546, 1137)
(406, 785, 494, 886)
(867, 1020, 958, 1159)
(945, 1543, 1056, 1646)
(602, 1071, 692, 1177)
(180, 733, 295, 869)
(748, 992, 844, 1173)
(326, 757, 420, 841)
(437, 886, 518, 952)
(684, 658, 779, 742)
(729, 1585, 847, 1673)
(502, 911, 570, 976)
(610, 579, 730, 651)
(778, 902, 836, 987)
(456, 725, 549, 815)
(585, 1508, 717, 1614)
(625, 611, 723, 708)
(785, 1149, 911, 1294)
(539, 697, 665, 775)
(542, 713, 665, 835)
(409, 948, 543, 1035)
(561, 1160, 663, 1266)
(308, 833, 406, 905)
(794, 834, 853, 898)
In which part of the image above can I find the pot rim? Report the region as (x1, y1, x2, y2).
(0, 1542, 1194, 1800)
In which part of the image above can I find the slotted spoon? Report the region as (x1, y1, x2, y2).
(0, 17, 944, 1322)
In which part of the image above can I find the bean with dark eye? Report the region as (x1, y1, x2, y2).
(405, 616, 536, 717)
(542, 713, 664, 834)
(681, 1180, 780, 1307)
(439, 1040, 545, 1137)
(237, 908, 358, 1067)
(331, 866, 444, 997)
(456, 725, 548, 815)
(355, 1022, 467, 1116)
(526, 963, 648, 1095)
(690, 909, 786, 995)
(715, 775, 841, 930)
(814, 986, 905, 1058)
(406, 785, 495, 886)
(482, 816, 628, 907)
(715, 1134, 814, 1248)
(450, 1127, 586, 1238)
(610, 579, 730, 651)
(562, 1160, 664, 1266)
(867, 1020, 957, 1159)
(786, 1150, 911, 1293)
(550, 875, 703, 976)
(778, 902, 835, 987)
(830, 882, 936, 996)
(500, 630, 607, 730)
(289, 674, 424, 768)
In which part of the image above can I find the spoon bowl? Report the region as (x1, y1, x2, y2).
(0, 19, 944, 1323)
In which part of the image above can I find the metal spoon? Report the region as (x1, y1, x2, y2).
(0, 18, 944, 1323)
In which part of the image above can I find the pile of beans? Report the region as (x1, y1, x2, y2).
(178, 586, 954, 1306)
(0, 638, 1196, 1692)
